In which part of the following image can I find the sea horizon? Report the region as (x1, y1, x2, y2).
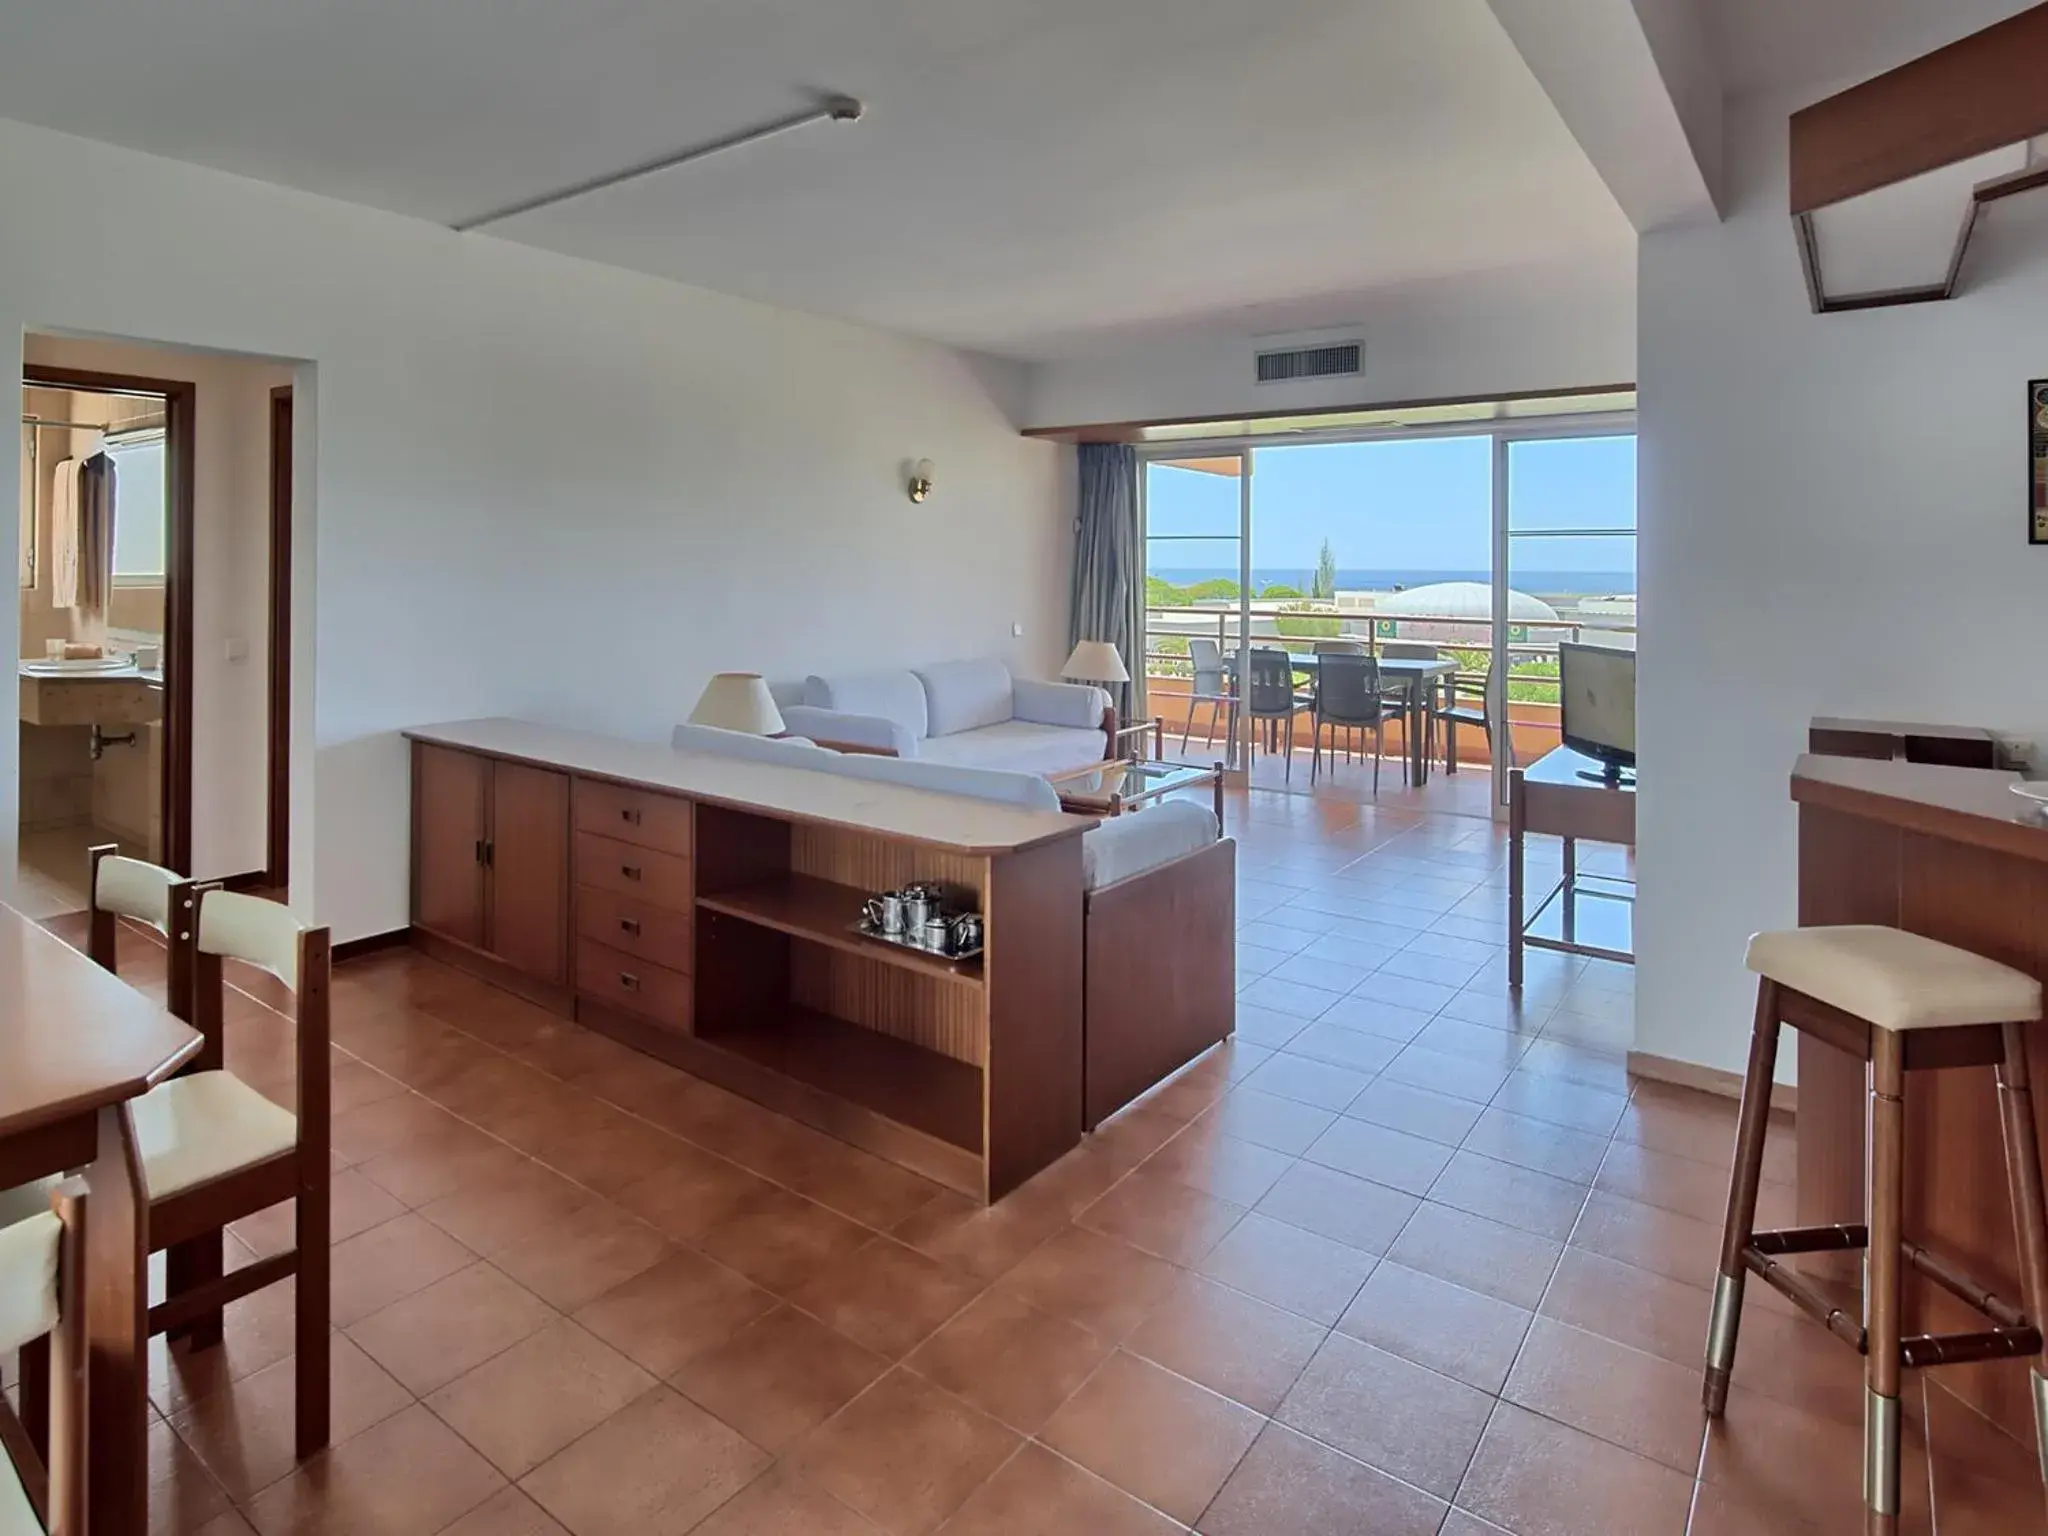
(1150, 567, 1637, 597)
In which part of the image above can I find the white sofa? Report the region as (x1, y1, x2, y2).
(777, 658, 1109, 777)
(669, 720, 1215, 887)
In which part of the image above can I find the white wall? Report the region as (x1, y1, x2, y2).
(1022, 250, 1637, 430)
(1636, 88, 2048, 1077)
(24, 337, 292, 883)
(0, 117, 1069, 942)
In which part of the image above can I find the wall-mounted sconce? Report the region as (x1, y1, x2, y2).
(907, 458, 936, 503)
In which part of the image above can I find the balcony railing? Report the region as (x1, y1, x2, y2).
(1140, 601, 1636, 771)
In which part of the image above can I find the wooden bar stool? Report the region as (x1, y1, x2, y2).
(1707, 925, 2048, 1534)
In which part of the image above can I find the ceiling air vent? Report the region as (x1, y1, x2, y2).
(1255, 341, 1361, 385)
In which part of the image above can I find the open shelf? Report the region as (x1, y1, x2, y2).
(698, 1004, 983, 1153)
(697, 873, 984, 986)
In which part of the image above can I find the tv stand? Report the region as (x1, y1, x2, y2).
(1509, 745, 1637, 988)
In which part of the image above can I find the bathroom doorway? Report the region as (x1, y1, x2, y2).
(17, 363, 192, 915)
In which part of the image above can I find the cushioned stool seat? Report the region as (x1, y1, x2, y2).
(1745, 925, 2043, 1032)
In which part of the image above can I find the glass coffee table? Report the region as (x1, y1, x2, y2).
(1047, 758, 1225, 821)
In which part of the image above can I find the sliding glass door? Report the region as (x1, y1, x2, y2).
(1141, 454, 1250, 766)
(1494, 433, 1639, 808)
(1136, 407, 1636, 808)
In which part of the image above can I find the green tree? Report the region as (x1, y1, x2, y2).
(1312, 539, 1338, 600)
(1259, 582, 1303, 599)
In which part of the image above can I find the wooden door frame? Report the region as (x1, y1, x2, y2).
(21, 362, 197, 875)
(266, 387, 292, 890)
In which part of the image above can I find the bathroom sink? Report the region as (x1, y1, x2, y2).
(21, 657, 133, 675)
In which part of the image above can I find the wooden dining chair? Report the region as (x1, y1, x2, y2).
(78, 849, 332, 1459)
(0, 1180, 89, 1536)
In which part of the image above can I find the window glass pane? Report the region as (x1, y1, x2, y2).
(1507, 435, 1637, 532)
(108, 440, 166, 580)
(1506, 534, 1637, 601)
(1250, 436, 1493, 593)
(1145, 458, 1241, 538)
(1145, 537, 1243, 606)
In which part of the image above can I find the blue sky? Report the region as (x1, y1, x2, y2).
(1145, 433, 1636, 577)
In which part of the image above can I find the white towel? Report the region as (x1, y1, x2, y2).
(50, 457, 82, 608)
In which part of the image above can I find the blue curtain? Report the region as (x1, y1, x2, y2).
(1069, 443, 1145, 724)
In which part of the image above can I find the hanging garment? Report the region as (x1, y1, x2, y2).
(49, 456, 81, 607)
(55, 452, 114, 616)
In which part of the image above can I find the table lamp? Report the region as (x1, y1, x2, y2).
(688, 672, 785, 735)
(1061, 641, 1130, 685)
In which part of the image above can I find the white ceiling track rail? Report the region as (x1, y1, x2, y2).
(453, 94, 865, 233)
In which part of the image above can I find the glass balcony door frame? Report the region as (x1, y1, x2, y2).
(1137, 451, 1254, 769)
(1138, 407, 1637, 798)
(1491, 418, 1638, 812)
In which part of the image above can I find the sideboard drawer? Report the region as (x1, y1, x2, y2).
(574, 778, 693, 857)
(577, 937, 692, 1033)
(576, 885, 692, 971)
(575, 830, 693, 912)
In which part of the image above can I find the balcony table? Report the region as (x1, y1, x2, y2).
(0, 904, 201, 1536)
(1226, 651, 1459, 784)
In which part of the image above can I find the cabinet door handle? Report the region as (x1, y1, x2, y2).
(483, 840, 495, 868)
(620, 807, 643, 826)
(618, 972, 640, 992)
(619, 917, 642, 937)
(621, 864, 642, 881)
(474, 839, 485, 865)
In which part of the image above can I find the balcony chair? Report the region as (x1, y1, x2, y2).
(1246, 648, 1314, 782)
(1428, 657, 1512, 774)
(69, 850, 332, 1460)
(0, 1180, 88, 1536)
(1309, 652, 1404, 795)
(1177, 637, 1236, 756)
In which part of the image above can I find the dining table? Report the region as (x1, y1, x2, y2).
(1226, 650, 1461, 785)
(0, 904, 200, 1536)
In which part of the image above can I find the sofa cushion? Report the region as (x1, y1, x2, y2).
(1013, 678, 1108, 730)
(1082, 801, 1219, 891)
(825, 751, 1062, 813)
(805, 670, 929, 741)
(918, 720, 1107, 777)
(776, 706, 919, 757)
(670, 722, 833, 767)
(914, 659, 1015, 738)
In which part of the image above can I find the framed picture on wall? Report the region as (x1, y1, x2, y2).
(2032, 379, 2048, 544)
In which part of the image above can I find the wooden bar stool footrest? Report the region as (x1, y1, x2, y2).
(1744, 1230, 2043, 1368)
(1743, 1245, 1868, 1350)
(1903, 1239, 2030, 1329)
(1899, 1327, 2044, 1368)
(1750, 1223, 1868, 1256)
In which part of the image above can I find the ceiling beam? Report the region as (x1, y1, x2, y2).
(1484, 0, 1723, 233)
(1790, 3, 2048, 215)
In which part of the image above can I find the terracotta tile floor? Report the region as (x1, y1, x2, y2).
(9, 786, 2047, 1534)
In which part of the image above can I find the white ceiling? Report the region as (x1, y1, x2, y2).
(0, 0, 1632, 360)
(1711, 0, 2041, 98)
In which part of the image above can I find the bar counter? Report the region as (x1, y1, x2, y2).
(1793, 747, 2048, 1441)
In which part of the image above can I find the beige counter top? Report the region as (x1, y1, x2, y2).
(405, 717, 1094, 856)
(1791, 752, 2048, 862)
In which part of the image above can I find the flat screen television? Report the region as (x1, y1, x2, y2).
(1558, 642, 1636, 780)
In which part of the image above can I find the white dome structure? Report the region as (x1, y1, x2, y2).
(1379, 581, 1560, 625)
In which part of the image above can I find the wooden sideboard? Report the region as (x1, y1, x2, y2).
(404, 720, 1091, 1202)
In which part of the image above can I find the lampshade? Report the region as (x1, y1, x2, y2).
(688, 672, 785, 735)
(1062, 641, 1129, 684)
